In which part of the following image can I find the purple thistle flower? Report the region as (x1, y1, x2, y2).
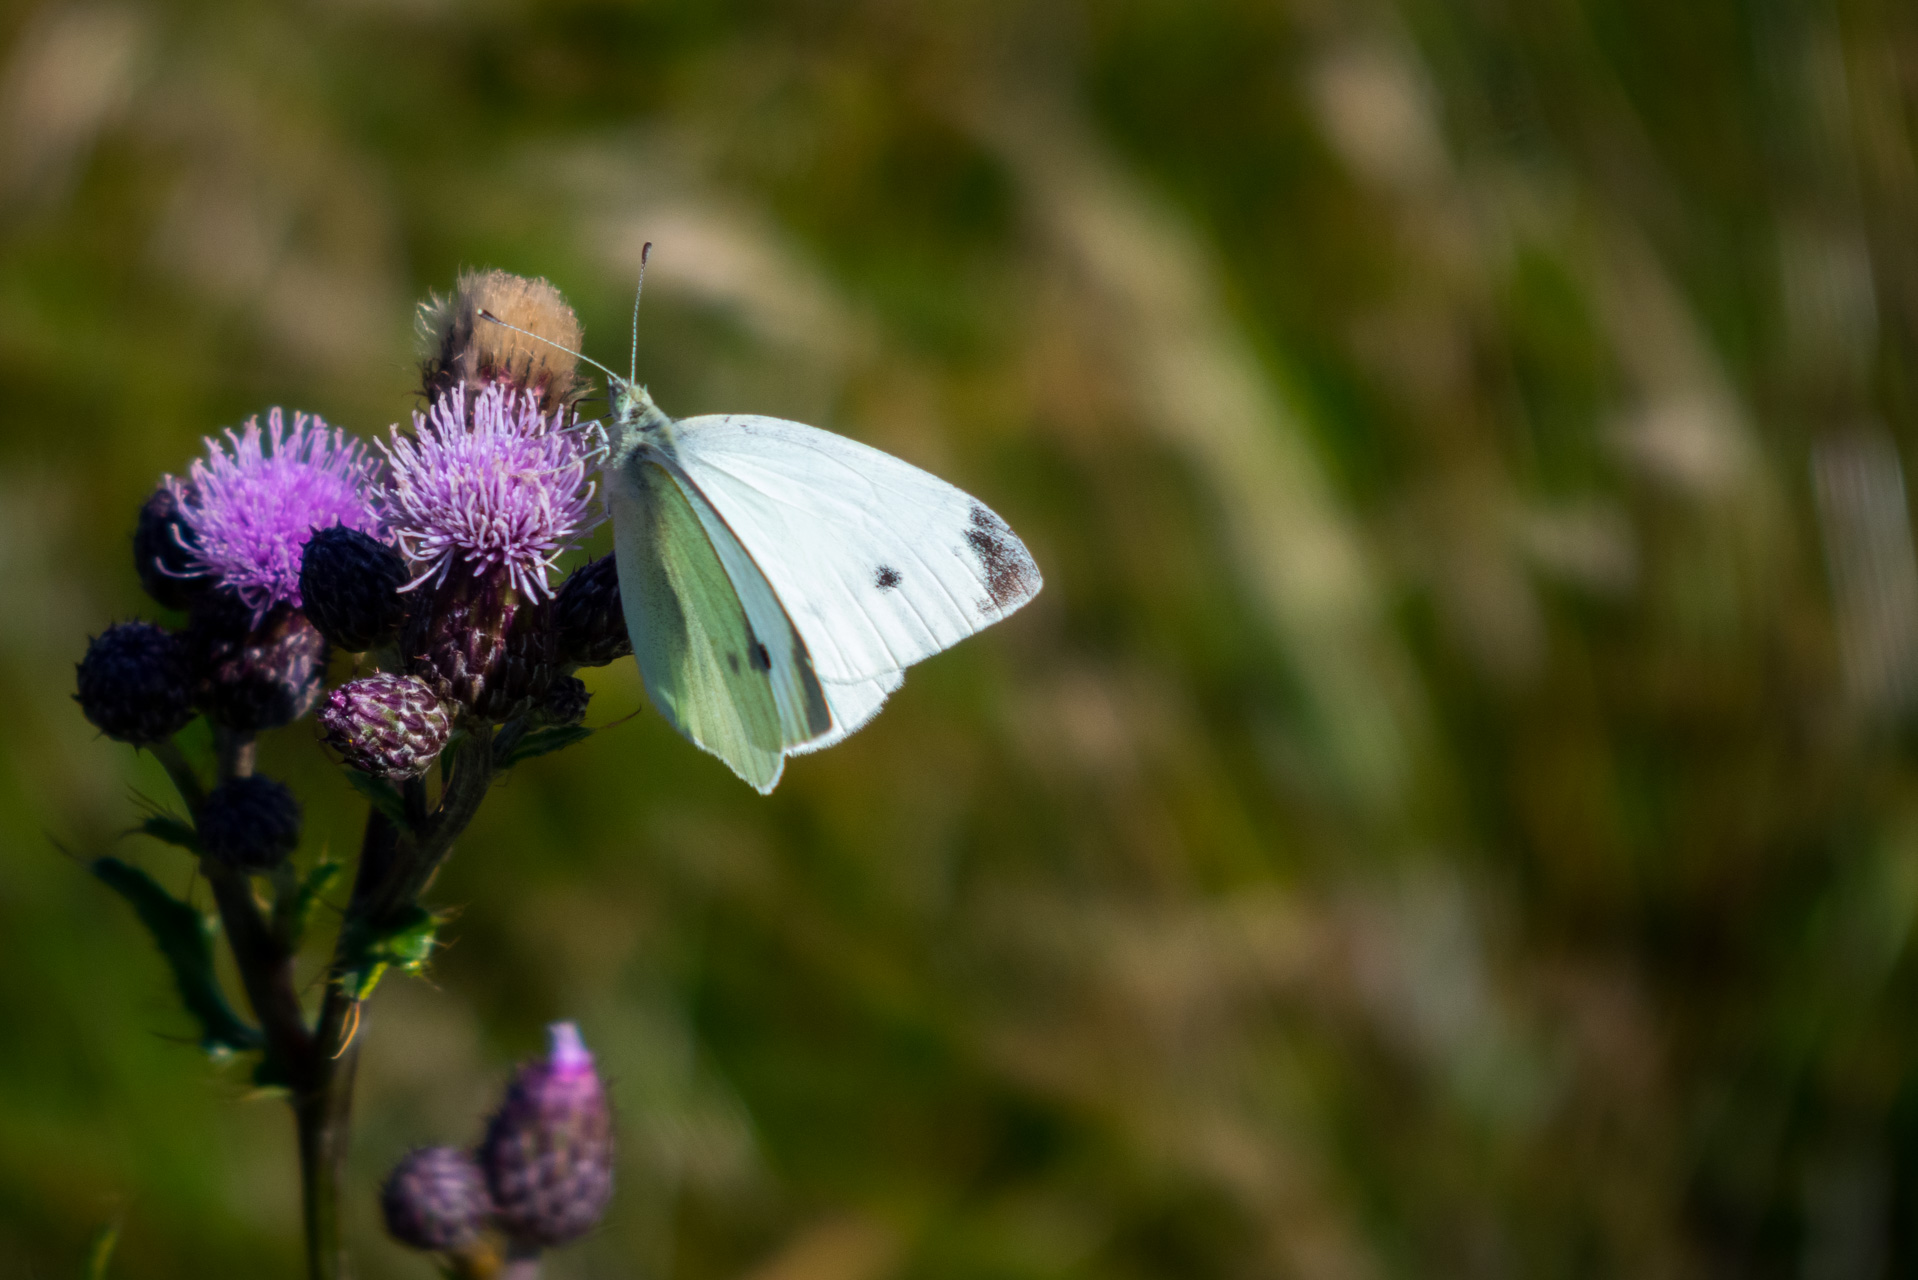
(167, 409, 383, 622)
(381, 385, 598, 603)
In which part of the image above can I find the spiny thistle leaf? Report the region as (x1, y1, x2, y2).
(335, 905, 445, 1001)
(91, 856, 261, 1056)
(497, 724, 591, 768)
(137, 814, 200, 854)
(276, 858, 343, 952)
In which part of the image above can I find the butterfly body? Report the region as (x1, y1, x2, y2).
(599, 375, 1041, 792)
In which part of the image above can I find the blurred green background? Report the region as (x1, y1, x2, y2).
(5, 0, 1918, 1275)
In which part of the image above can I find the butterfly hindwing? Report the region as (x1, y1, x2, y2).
(666, 414, 1044, 685)
(609, 453, 829, 793)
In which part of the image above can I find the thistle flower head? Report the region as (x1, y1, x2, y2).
(419, 268, 586, 416)
(381, 1146, 494, 1253)
(198, 775, 303, 872)
(75, 621, 196, 744)
(381, 384, 598, 603)
(480, 1021, 614, 1248)
(167, 409, 382, 622)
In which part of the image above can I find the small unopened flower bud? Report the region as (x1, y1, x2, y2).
(320, 674, 452, 780)
(534, 675, 590, 727)
(419, 270, 586, 417)
(553, 555, 630, 668)
(300, 525, 409, 651)
(198, 775, 302, 872)
(480, 1022, 614, 1249)
(188, 593, 329, 732)
(75, 622, 197, 745)
(133, 483, 211, 610)
(381, 1146, 494, 1253)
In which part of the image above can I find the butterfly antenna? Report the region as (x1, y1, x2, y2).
(630, 241, 650, 385)
(477, 310, 625, 384)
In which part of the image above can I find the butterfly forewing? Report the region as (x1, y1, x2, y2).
(667, 414, 1044, 684)
(609, 454, 828, 793)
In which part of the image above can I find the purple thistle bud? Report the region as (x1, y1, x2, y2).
(75, 622, 197, 745)
(553, 554, 631, 668)
(133, 483, 211, 610)
(187, 593, 330, 732)
(166, 408, 383, 623)
(319, 674, 453, 781)
(380, 385, 598, 605)
(480, 1022, 614, 1249)
(197, 775, 302, 872)
(300, 525, 409, 652)
(534, 675, 590, 727)
(381, 1146, 494, 1253)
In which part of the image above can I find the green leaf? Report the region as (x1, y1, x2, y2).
(334, 905, 446, 1001)
(497, 723, 592, 768)
(136, 814, 199, 854)
(343, 768, 410, 828)
(90, 857, 261, 1057)
(83, 1222, 119, 1280)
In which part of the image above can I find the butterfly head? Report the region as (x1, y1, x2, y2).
(605, 375, 669, 464)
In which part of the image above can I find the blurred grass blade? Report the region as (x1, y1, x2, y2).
(83, 1222, 118, 1280)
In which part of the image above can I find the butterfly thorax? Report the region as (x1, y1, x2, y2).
(605, 378, 675, 467)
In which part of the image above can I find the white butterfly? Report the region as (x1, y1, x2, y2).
(489, 260, 1042, 792)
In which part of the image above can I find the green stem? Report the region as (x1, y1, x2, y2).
(297, 1014, 359, 1280)
(299, 727, 498, 1279)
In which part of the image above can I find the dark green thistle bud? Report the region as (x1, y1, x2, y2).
(198, 775, 302, 872)
(75, 621, 197, 745)
(132, 483, 211, 611)
(553, 555, 630, 667)
(319, 674, 453, 780)
(299, 525, 409, 652)
(187, 593, 330, 732)
(381, 1145, 495, 1253)
(534, 675, 590, 727)
(479, 1022, 614, 1249)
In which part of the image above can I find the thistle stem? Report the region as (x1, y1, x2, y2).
(296, 727, 498, 1279)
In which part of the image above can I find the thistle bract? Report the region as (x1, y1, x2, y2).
(187, 595, 330, 732)
(553, 554, 630, 668)
(167, 408, 382, 623)
(535, 674, 590, 727)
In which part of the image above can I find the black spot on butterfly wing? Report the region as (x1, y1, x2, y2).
(726, 653, 741, 674)
(875, 565, 902, 590)
(749, 641, 772, 672)
(963, 504, 1035, 611)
